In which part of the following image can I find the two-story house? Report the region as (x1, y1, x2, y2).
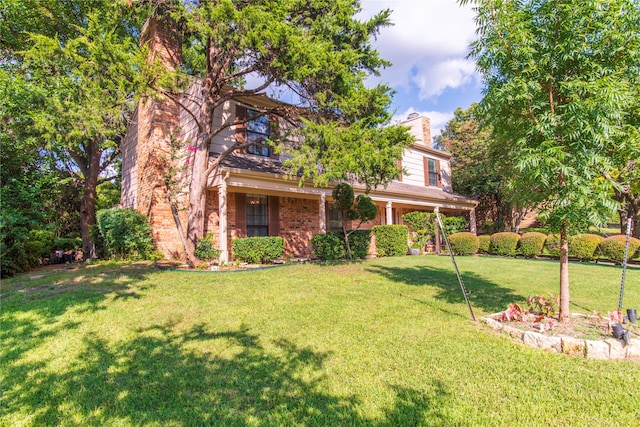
(121, 15, 477, 262)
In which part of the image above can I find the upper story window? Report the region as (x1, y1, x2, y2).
(246, 109, 271, 157)
(424, 157, 442, 188)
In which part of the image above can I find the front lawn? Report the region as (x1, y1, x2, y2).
(1, 257, 639, 426)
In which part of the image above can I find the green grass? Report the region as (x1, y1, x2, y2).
(1, 257, 639, 426)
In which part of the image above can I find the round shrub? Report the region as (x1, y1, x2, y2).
(568, 234, 604, 261)
(544, 234, 561, 257)
(490, 232, 521, 256)
(195, 233, 222, 262)
(311, 233, 346, 260)
(97, 208, 156, 260)
(373, 225, 408, 257)
(518, 232, 546, 258)
(448, 232, 479, 256)
(478, 235, 491, 254)
(598, 235, 640, 262)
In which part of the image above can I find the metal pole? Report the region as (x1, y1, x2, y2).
(618, 217, 633, 312)
(435, 210, 476, 321)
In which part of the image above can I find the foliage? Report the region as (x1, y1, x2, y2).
(568, 234, 604, 261)
(402, 211, 435, 248)
(311, 233, 346, 261)
(346, 230, 372, 260)
(490, 232, 520, 256)
(96, 208, 156, 260)
(543, 234, 561, 257)
(331, 183, 377, 260)
(194, 233, 222, 262)
(518, 232, 546, 258)
(598, 235, 640, 262)
(527, 294, 557, 317)
(479, 220, 505, 235)
(373, 225, 408, 257)
(232, 236, 285, 264)
(442, 215, 467, 236)
(478, 235, 491, 254)
(27, 230, 55, 258)
(54, 237, 83, 251)
(464, 0, 640, 321)
(448, 232, 479, 256)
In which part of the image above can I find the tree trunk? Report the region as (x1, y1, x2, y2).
(79, 140, 101, 260)
(558, 225, 570, 323)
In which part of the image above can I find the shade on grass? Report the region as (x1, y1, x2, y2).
(1, 257, 639, 425)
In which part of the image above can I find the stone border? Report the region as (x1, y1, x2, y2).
(482, 317, 640, 361)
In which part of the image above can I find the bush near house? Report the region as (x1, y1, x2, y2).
(544, 234, 561, 257)
(232, 236, 285, 264)
(518, 232, 546, 258)
(448, 232, 479, 256)
(442, 215, 467, 235)
(568, 234, 604, 261)
(311, 233, 345, 260)
(478, 235, 491, 254)
(97, 208, 157, 260)
(598, 235, 640, 262)
(490, 232, 520, 256)
(373, 225, 408, 257)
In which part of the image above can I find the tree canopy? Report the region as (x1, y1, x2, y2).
(463, 0, 640, 321)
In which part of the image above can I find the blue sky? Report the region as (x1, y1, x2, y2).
(360, 0, 483, 140)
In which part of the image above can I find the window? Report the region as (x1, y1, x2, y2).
(327, 203, 342, 231)
(423, 157, 441, 187)
(246, 109, 271, 157)
(246, 194, 269, 237)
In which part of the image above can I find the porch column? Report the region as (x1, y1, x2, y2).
(218, 174, 229, 263)
(469, 208, 477, 234)
(386, 201, 393, 225)
(319, 193, 326, 233)
(434, 207, 441, 254)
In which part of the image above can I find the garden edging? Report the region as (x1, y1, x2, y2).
(482, 316, 640, 361)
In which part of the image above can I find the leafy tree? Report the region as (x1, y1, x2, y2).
(463, 0, 640, 321)
(149, 0, 412, 262)
(3, 0, 149, 259)
(331, 183, 378, 260)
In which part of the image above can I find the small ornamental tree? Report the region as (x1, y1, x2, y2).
(332, 183, 377, 260)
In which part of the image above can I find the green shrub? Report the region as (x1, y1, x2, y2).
(97, 208, 156, 260)
(54, 237, 82, 251)
(490, 232, 520, 256)
(442, 215, 467, 235)
(448, 232, 479, 256)
(373, 225, 408, 257)
(568, 234, 604, 261)
(544, 234, 561, 257)
(311, 233, 346, 260)
(478, 235, 491, 254)
(28, 230, 55, 257)
(480, 220, 505, 234)
(232, 236, 284, 264)
(347, 230, 372, 259)
(518, 232, 546, 258)
(598, 235, 640, 262)
(195, 233, 222, 262)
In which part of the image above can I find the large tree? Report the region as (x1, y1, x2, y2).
(4, 0, 149, 258)
(151, 0, 412, 261)
(463, 0, 640, 322)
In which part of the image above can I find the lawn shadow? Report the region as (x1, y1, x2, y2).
(366, 262, 525, 315)
(1, 322, 456, 425)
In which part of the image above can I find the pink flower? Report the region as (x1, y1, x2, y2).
(186, 159, 190, 165)
(188, 146, 197, 152)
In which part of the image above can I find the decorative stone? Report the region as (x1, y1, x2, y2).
(586, 340, 610, 360)
(561, 337, 586, 357)
(626, 339, 640, 358)
(483, 317, 504, 330)
(522, 331, 562, 352)
(606, 339, 627, 360)
(503, 325, 525, 340)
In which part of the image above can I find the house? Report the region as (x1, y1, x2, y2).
(121, 14, 477, 262)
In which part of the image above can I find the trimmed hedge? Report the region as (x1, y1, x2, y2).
(518, 232, 546, 258)
(478, 235, 491, 254)
(97, 208, 156, 260)
(232, 236, 284, 264)
(373, 225, 408, 257)
(448, 232, 479, 256)
(544, 234, 561, 257)
(348, 230, 372, 259)
(598, 235, 640, 262)
(568, 234, 604, 261)
(490, 232, 520, 256)
(311, 233, 345, 260)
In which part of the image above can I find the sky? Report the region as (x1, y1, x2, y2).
(359, 0, 483, 141)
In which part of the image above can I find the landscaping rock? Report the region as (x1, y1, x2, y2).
(606, 339, 627, 360)
(561, 337, 586, 357)
(626, 339, 640, 358)
(523, 331, 561, 352)
(586, 340, 610, 360)
(503, 325, 525, 340)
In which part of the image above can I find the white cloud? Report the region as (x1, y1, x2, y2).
(362, 0, 478, 99)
